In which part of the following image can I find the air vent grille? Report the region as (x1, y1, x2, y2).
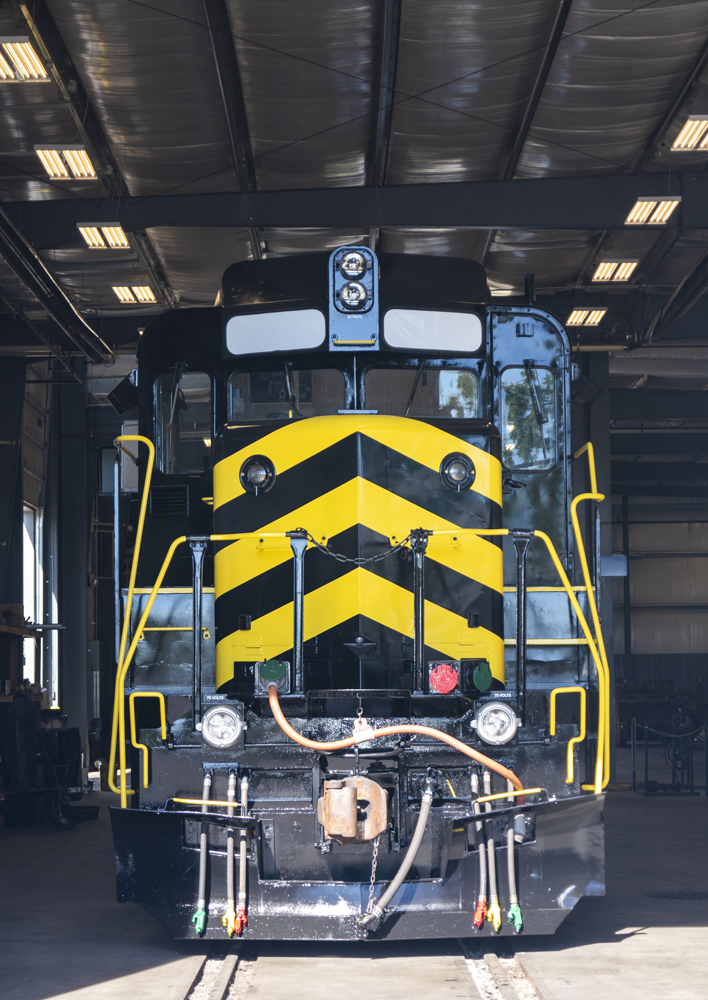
(149, 484, 189, 517)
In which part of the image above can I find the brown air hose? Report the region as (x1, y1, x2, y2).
(267, 684, 523, 793)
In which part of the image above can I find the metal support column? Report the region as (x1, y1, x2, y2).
(622, 490, 631, 657)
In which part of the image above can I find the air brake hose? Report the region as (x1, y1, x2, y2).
(192, 771, 212, 936)
(357, 778, 435, 933)
(471, 772, 487, 928)
(506, 780, 523, 933)
(235, 774, 249, 935)
(222, 771, 237, 937)
(484, 770, 502, 933)
(267, 685, 523, 793)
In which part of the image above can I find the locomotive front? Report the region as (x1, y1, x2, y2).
(109, 248, 607, 940)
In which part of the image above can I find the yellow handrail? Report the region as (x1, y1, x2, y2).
(431, 526, 607, 793)
(570, 442, 610, 789)
(128, 692, 167, 788)
(108, 435, 155, 798)
(570, 495, 610, 790)
(475, 787, 545, 805)
(574, 442, 598, 495)
(549, 687, 587, 784)
(110, 530, 295, 806)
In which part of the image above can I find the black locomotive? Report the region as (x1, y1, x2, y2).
(108, 248, 608, 939)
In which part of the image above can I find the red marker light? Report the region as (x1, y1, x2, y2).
(429, 662, 459, 694)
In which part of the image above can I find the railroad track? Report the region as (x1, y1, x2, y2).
(181, 940, 543, 1000)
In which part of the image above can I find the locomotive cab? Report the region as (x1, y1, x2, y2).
(109, 248, 607, 940)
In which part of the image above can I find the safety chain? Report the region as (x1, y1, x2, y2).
(366, 835, 380, 914)
(639, 723, 706, 740)
(301, 530, 411, 567)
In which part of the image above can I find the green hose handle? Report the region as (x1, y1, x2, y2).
(192, 908, 207, 936)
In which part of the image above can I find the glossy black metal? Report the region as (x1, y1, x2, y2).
(109, 792, 605, 939)
(510, 530, 533, 726)
(288, 533, 308, 693)
(410, 529, 429, 692)
(190, 538, 208, 728)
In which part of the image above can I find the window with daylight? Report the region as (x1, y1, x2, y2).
(500, 365, 557, 471)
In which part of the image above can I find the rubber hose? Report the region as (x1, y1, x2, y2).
(268, 684, 523, 794)
(226, 772, 236, 909)
(197, 772, 211, 908)
(358, 780, 435, 931)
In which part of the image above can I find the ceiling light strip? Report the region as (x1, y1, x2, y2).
(672, 116, 708, 151)
(113, 286, 136, 304)
(626, 197, 680, 225)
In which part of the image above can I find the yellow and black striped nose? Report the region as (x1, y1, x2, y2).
(212, 415, 503, 693)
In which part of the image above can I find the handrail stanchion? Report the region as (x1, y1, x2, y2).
(113, 455, 121, 664)
(288, 532, 308, 693)
(411, 529, 430, 692)
(510, 530, 533, 726)
(190, 538, 208, 730)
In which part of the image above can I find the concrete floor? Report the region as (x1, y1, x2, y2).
(0, 791, 706, 1000)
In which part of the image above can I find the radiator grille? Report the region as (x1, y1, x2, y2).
(149, 485, 189, 517)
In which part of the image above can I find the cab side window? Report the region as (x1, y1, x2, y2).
(155, 368, 212, 474)
(500, 364, 557, 471)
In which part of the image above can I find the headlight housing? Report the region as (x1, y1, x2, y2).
(440, 452, 476, 492)
(240, 454, 276, 495)
(201, 705, 244, 749)
(472, 701, 519, 745)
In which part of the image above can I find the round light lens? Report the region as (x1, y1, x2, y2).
(440, 453, 476, 492)
(202, 706, 243, 749)
(240, 455, 276, 495)
(246, 463, 268, 486)
(340, 251, 367, 279)
(447, 460, 468, 483)
(340, 281, 368, 309)
(473, 701, 518, 745)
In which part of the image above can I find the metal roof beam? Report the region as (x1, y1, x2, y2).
(634, 36, 708, 174)
(0, 206, 113, 363)
(504, 0, 574, 181)
(8, 171, 706, 245)
(202, 0, 261, 261)
(611, 432, 708, 455)
(612, 460, 708, 483)
(370, 0, 401, 189)
(610, 389, 708, 422)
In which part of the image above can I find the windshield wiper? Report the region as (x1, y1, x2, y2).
(404, 363, 424, 417)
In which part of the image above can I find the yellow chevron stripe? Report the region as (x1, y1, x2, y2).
(214, 415, 501, 510)
(214, 477, 503, 597)
(216, 567, 504, 689)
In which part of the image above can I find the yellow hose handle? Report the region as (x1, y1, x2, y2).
(549, 687, 587, 784)
(128, 691, 167, 789)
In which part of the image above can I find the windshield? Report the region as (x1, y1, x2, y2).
(154, 368, 212, 474)
(364, 366, 478, 418)
(229, 368, 345, 421)
(500, 364, 556, 470)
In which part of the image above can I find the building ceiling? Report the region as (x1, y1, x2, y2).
(0, 0, 707, 495)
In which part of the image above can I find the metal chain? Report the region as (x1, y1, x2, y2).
(302, 530, 411, 567)
(366, 835, 380, 913)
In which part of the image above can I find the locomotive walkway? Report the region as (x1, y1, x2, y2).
(0, 793, 705, 1000)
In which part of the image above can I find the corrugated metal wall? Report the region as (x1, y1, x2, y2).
(612, 501, 708, 681)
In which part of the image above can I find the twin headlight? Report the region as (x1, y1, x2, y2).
(472, 701, 519, 745)
(201, 705, 244, 749)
